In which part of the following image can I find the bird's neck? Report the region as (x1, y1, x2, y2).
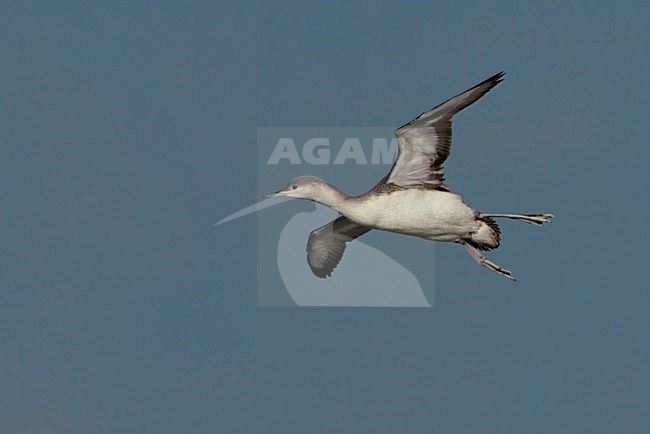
(313, 184, 347, 211)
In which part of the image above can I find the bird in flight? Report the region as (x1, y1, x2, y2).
(264, 72, 553, 280)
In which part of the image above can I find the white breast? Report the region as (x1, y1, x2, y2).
(340, 190, 479, 241)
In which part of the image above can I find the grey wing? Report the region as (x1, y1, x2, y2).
(385, 72, 505, 191)
(306, 216, 371, 278)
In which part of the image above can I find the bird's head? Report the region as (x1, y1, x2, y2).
(263, 176, 344, 207)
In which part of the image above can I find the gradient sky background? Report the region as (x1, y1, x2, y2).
(2, 1, 649, 433)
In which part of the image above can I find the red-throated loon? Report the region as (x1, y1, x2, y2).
(264, 72, 554, 280)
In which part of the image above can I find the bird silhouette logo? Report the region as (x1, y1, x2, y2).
(216, 198, 431, 307)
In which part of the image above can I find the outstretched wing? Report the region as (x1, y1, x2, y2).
(385, 72, 505, 191)
(306, 216, 371, 278)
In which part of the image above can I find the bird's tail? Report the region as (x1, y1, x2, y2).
(466, 217, 501, 251)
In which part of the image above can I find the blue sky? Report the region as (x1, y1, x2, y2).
(1, 1, 649, 433)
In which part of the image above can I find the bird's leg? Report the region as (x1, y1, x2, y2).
(479, 213, 554, 226)
(460, 241, 516, 281)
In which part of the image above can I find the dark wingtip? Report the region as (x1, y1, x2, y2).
(314, 271, 331, 279)
(487, 71, 506, 86)
(309, 266, 333, 279)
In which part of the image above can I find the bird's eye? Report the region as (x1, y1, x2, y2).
(292, 185, 298, 190)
